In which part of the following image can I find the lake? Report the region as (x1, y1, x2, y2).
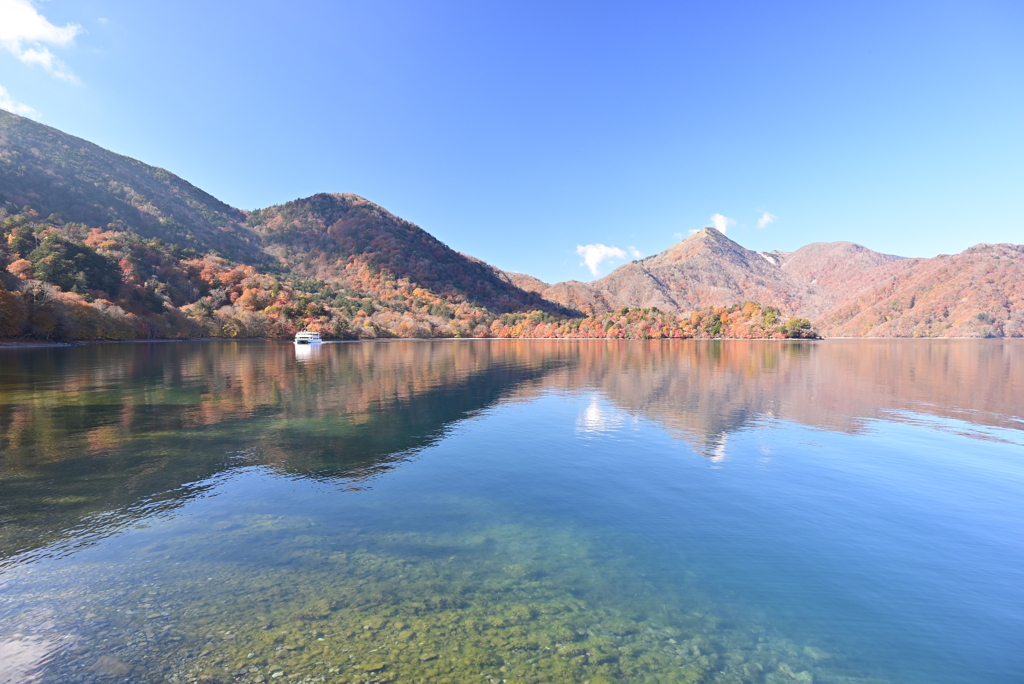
(0, 339, 1022, 684)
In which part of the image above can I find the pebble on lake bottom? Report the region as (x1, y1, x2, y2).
(0, 518, 896, 684)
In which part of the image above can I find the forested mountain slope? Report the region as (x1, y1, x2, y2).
(1, 110, 799, 341)
(818, 243, 1024, 337)
(526, 228, 823, 316)
(524, 230, 1024, 339)
(778, 241, 907, 317)
(246, 193, 571, 316)
(780, 241, 905, 293)
(597, 227, 817, 313)
(2, 107, 1019, 340)
(498, 271, 623, 317)
(0, 110, 264, 266)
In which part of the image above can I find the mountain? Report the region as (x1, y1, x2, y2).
(246, 192, 569, 315)
(598, 227, 815, 312)
(0, 110, 596, 342)
(1, 108, 1019, 340)
(778, 241, 906, 317)
(526, 228, 825, 316)
(0, 110, 265, 266)
(499, 272, 623, 317)
(819, 243, 1024, 337)
(525, 228, 1023, 338)
(780, 241, 905, 292)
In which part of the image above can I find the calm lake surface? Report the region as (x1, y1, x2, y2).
(1, 339, 1022, 684)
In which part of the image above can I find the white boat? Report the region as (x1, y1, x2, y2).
(293, 331, 323, 345)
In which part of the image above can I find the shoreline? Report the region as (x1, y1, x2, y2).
(1, 336, 1018, 349)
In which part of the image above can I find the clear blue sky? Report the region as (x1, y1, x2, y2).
(2, 0, 1022, 283)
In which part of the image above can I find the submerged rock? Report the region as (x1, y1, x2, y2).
(803, 646, 832, 661)
(778, 662, 815, 683)
(89, 655, 132, 676)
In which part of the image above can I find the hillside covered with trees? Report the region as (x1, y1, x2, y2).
(0, 110, 264, 267)
(0, 200, 811, 341)
(5, 107, 1019, 342)
(0, 110, 816, 342)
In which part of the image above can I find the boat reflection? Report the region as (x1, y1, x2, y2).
(293, 340, 323, 363)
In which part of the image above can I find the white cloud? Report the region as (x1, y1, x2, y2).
(576, 243, 627, 276)
(0, 0, 82, 82)
(0, 84, 38, 117)
(710, 213, 735, 235)
(628, 246, 642, 259)
(757, 212, 778, 228)
(673, 232, 683, 241)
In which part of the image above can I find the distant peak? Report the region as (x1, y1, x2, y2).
(663, 226, 741, 253)
(686, 226, 733, 243)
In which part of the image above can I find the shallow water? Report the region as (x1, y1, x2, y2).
(0, 339, 1022, 683)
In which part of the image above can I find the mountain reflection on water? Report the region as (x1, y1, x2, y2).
(0, 341, 572, 560)
(0, 339, 1022, 684)
(1, 339, 1022, 562)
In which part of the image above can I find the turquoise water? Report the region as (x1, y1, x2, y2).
(0, 339, 1022, 683)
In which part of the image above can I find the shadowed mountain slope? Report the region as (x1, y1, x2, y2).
(0, 110, 265, 266)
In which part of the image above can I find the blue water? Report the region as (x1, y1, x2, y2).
(428, 392, 1024, 682)
(0, 339, 1022, 683)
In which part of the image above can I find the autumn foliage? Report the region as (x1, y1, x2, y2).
(1, 109, 1020, 342)
(0, 203, 816, 342)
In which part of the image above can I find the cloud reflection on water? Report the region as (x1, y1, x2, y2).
(575, 395, 629, 436)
